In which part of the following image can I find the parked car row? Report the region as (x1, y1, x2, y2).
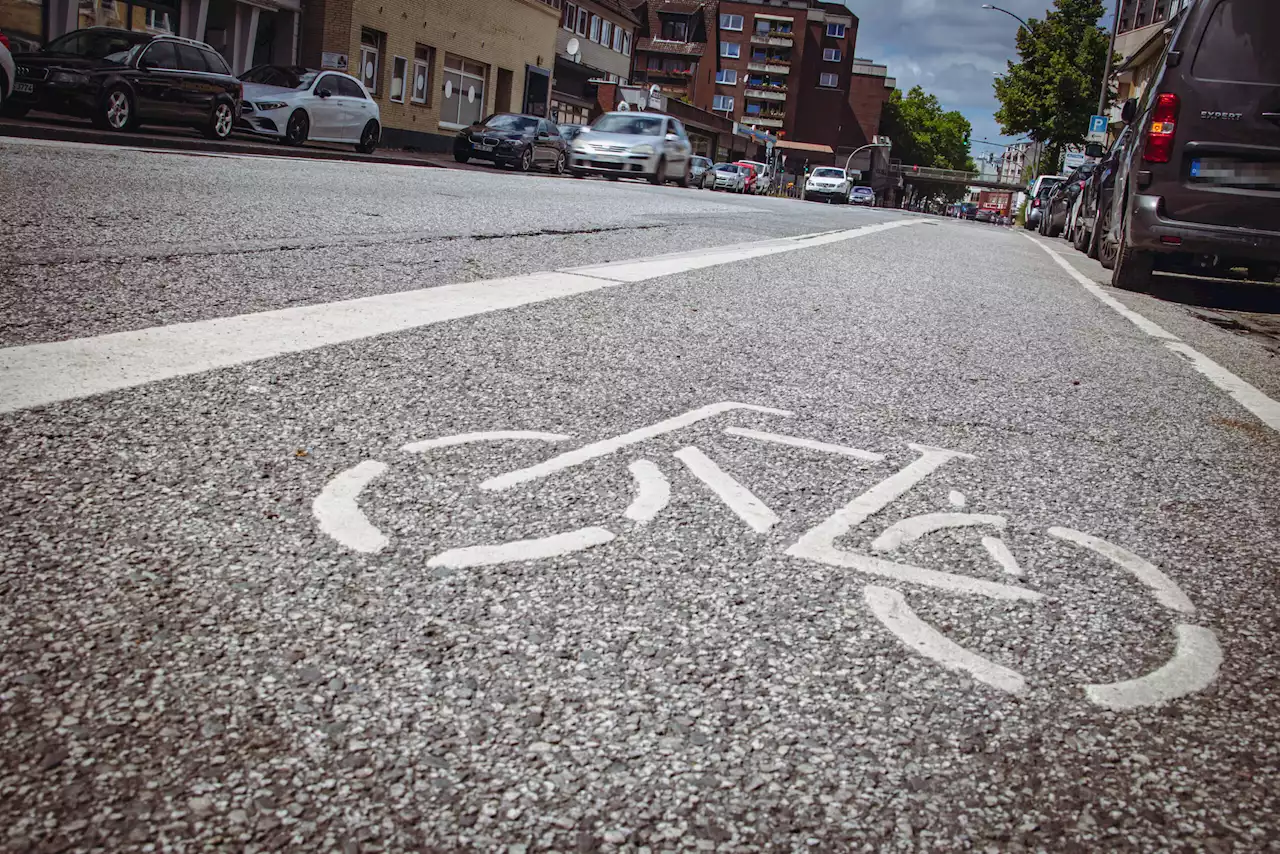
(1, 27, 383, 153)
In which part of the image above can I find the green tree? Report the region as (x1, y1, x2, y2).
(880, 85, 977, 204)
(993, 0, 1113, 172)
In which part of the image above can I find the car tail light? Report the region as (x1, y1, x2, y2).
(0, 32, 9, 48)
(1032, 198, 1041, 208)
(1143, 93, 1179, 164)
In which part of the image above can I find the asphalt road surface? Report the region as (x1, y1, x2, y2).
(2, 136, 1278, 853)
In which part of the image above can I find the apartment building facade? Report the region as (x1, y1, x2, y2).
(299, 0, 560, 150)
(551, 0, 639, 126)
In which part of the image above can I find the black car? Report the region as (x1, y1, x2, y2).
(453, 113, 569, 173)
(1074, 126, 1132, 256)
(1040, 163, 1096, 238)
(5, 28, 241, 139)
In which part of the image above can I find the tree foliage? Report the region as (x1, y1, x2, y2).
(993, 0, 1112, 170)
(881, 85, 976, 172)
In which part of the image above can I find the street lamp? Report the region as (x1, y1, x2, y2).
(843, 142, 890, 176)
(981, 4, 1030, 30)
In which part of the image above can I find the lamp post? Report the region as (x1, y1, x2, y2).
(981, 4, 1030, 30)
(1097, 0, 1122, 119)
(984, 4, 1044, 179)
(842, 142, 890, 176)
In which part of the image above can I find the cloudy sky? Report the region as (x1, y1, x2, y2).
(841, 0, 1114, 162)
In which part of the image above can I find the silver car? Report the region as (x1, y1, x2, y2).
(708, 163, 747, 193)
(569, 112, 694, 186)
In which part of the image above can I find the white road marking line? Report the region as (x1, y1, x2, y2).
(426, 526, 616, 569)
(1027, 235, 1280, 433)
(402, 430, 570, 452)
(981, 536, 1024, 577)
(1048, 526, 1196, 615)
(864, 585, 1028, 694)
(0, 220, 914, 414)
(482, 402, 791, 491)
(870, 512, 1007, 552)
(722, 426, 885, 462)
(625, 460, 670, 524)
(800, 542, 1042, 601)
(674, 446, 780, 533)
(1084, 624, 1221, 710)
(1164, 341, 1280, 432)
(948, 490, 966, 507)
(312, 461, 389, 554)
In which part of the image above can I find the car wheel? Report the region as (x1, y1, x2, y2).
(454, 150, 470, 163)
(1072, 217, 1091, 252)
(517, 146, 533, 173)
(676, 162, 690, 188)
(355, 120, 379, 154)
(203, 100, 235, 140)
(96, 85, 135, 132)
(649, 157, 665, 185)
(285, 110, 309, 146)
(1111, 212, 1154, 292)
(553, 151, 567, 175)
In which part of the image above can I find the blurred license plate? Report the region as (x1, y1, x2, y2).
(1190, 157, 1280, 189)
(14, 82, 34, 94)
(474, 143, 493, 152)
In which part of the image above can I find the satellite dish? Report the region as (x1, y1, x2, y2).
(566, 37, 581, 59)
(617, 100, 631, 111)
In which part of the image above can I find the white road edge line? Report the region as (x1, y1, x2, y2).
(1026, 234, 1280, 433)
(1084, 624, 1222, 710)
(723, 427, 885, 462)
(625, 460, 671, 524)
(864, 585, 1028, 694)
(312, 461, 390, 554)
(674, 446, 780, 534)
(0, 222, 918, 414)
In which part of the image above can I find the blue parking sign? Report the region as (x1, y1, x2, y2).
(1087, 115, 1108, 142)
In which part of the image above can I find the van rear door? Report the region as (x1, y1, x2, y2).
(1159, 0, 1280, 231)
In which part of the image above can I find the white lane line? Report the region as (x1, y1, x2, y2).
(870, 512, 1007, 552)
(1, 221, 915, 414)
(1048, 526, 1196, 615)
(312, 461, 390, 554)
(625, 460, 670, 524)
(402, 430, 570, 452)
(1164, 341, 1280, 432)
(722, 427, 885, 462)
(426, 526, 616, 569)
(482, 401, 791, 491)
(673, 446, 780, 534)
(1024, 236, 1179, 340)
(1085, 624, 1222, 710)
(864, 585, 1028, 694)
(981, 536, 1024, 577)
(1026, 235, 1280, 433)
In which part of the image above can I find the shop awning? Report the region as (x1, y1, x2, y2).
(775, 141, 834, 154)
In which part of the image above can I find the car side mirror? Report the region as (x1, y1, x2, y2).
(1084, 142, 1105, 158)
(138, 59, 152, 71)
(1120, 98, 1137, 125)
(537, 132, 550, 140)
(665, 133, 677, 142)
(316, 88, 332, 99)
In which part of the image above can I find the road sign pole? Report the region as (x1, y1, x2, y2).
(1097, 0, 1122, 119)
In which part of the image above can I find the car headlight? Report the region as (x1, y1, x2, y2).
(631, 144, 655, 155)
(49, 71, 88, 85)
(255, 101, 288, 111)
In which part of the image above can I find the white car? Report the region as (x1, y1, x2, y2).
(804, 167, 853, 203)
(0, 37, 14, 112)
(708, 162, 747, 193)
(738, 159, 771, 193)
(238, 65, 381, 154)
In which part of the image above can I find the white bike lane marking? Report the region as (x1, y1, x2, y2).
(722, 427, 886, 462)
(311, 460, 390, 554)
(674, 446, 780, 534)
(1026, 235, 1280, 433)
(624, 461, 670, 524)
(402, 430, 572, 451)
(1084, 625, 1222, 711)
(0, 224, 920, 414)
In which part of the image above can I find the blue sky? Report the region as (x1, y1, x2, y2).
(841, 0, 1115, 161)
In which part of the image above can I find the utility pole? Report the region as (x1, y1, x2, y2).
(1097, 0, 1123, 118)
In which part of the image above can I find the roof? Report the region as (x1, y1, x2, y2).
(775, 141, 834, 153)
(587, 0, 641, 25)
(635, 37, 705, 57)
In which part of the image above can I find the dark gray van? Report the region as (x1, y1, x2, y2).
(1102, 0, 1280, 290)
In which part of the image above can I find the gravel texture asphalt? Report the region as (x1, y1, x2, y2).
(1, 138, 1278, 853)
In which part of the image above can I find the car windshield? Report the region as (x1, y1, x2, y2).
(241, 66, 320, 89)
(852, 186, 874, 194)
(483, 114, 538, 132)
(713, 164, 740, 172)
(812, 169, 845, 179)
(592, 115, 663, 136)
(45, 30, 145, 60)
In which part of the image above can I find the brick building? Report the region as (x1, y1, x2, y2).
(298, 0, 561, 150)
(551, 0, 639, 126)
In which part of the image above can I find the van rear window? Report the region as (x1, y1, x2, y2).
(1193, 0, 1279, 84)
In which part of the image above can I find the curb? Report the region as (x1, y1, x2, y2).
(0, 119, 444, 168)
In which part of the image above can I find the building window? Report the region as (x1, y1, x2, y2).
(389, 55, 407, 102)
(826, 22, 846, 38)
(613, 25, 623, 52)
(819, 71, 838, 88)
(562, 2, 575, 31)
(713, 94, 734, 111)
(442, 53, 487, 128)
(360, 29, 384, 95)
(622, 32, 631, 55)
(720, 42, 740, 58)
(601, 20, 612, 47)
(590, 14, 601, 42)
(716, 69, 737, 84)
(660, 16, 689, 41)
(576, 8, 588, 35)
(823, 48, 841, 62)
(412, 45, 433, 104)
(646, 54, 661, 70)
(144, 8, 172, 31)
(719, 13, 743, 31)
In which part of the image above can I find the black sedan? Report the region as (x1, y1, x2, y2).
(453, 113, 569, 174)
(1040, 163, 1096, 238)
(5, 29, 241, 139)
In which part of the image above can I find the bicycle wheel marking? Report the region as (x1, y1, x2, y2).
(312, 460, 389, 554)
(870, 513, 1007, 553)
(1049, 527, 1196, 615)
(1084, 625, 1222, 711)
(427, 527, 616, 570)
(675, 446, 779, 534)
(625, 460, 670, 525)
(981, 536, 1024, 577)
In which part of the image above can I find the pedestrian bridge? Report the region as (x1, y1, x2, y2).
(890, 164, 1025, 192)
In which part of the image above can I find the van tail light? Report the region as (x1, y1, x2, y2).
(1143, 93, 1179, 164)
(0, 32, 9, 49)
(1032, 198, 1041, 208)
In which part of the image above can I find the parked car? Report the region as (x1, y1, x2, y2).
(690, 155, 713, 188)
(558, 123, 586, 144)
(0, 34, 13, 111)
(975, 209, 995, 223)
(568, 112, 693, 185)
(1102, 0, 1279, 289)
(1075, 126, 1133, 256)
(804, 167, 852, 203)
(454, 113, 568, 173)
(1023, 174, 1067, 230)
(735, 161, 761, 194)
(958, 202, 979, 220)
(4, 29, 241, 139)
(708, 162, 747, 192)
(849, 185, 875, 206)
(738, 158, 771, 193)
(238, 65, 380, 153)
(1041, 163, 1096, 238)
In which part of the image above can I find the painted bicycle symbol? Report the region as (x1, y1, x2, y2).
(313, 402, 1221, 711)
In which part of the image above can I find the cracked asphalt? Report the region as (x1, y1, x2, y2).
(1, 138, 1278, 853)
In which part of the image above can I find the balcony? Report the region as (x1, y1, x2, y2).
(745, 87, 787, 101)
(644, 67, 695, 81)
(750, 32, 793, 47)
(747, 60, 791, 75)
(742, 115, 784, 128)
